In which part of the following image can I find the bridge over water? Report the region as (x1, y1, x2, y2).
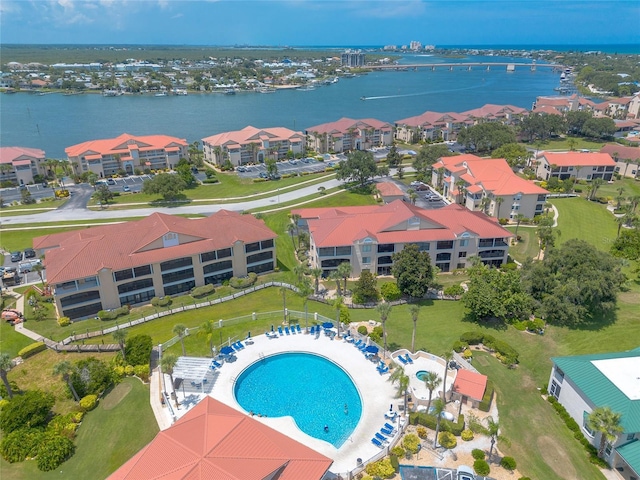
(368, 62, 563, 72)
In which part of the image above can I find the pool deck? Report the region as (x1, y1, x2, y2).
(156, 330, 400, 474)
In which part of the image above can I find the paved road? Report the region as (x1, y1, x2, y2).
(0, 177, 344, 226)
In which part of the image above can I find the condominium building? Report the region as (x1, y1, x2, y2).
(536, 152, 616, 181)
(600, 144, 640, 178)
(66, 133, 188, 177)
(202, 126, 305, 167)
(548, 348, 640, 477)
(341, 50, 365, 67)
(305, 118, 393, 154)
(292, 200, 512, 277)
(33, 211, 277, 320)
(0, 147, 46, 186)
(432, 154, 549, 219)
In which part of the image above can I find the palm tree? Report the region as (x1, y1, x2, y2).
(336, 262, 351, 295)
(589, 178, 604, 201)
(388, 365, 410, 413)
(441, 350, 453, 404)
(587, 407, 623, 458)
(297, 277, 314, 331)
(32, 262, 45, 285)
(333, 295, 344, 338)
(293, 263, 307, 282)
(409, 304, 420, 353)
(160, 353, 180, 408)
(310, 267, 322, 294)
(329, 270, 342, 296)
(0, 353, 14, 399)
(53, 360, 80, 402)
(423, 371, 442, 413)
(480, 196, 491, 214)
(172, 323, 188, 356)
(377, 302, 392, 359)
(408, 189, 418, 205)
(628, 195, 640, 214)
(112, 329, 128, 363)
(616, 187, 625, 208)
(286, 223, 297, 250)
(198, 319, 216, 357)
(431, 398, 445, 448)
(494, 197, 504, 218)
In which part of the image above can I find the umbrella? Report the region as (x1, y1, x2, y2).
(221, 346, 235, 355)
(322, 322, 333, 329)
(365, 345, 379, 354)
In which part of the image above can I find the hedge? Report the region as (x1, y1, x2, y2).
(97, 305, 130, 321)
(229, 272, 257, 289)
(479, 380, 494, 412)
(57, 316, 71, 327)
(472, 448, 485, 460)
(474, 459, 490, 476)
(79, 395, 98, 412)
(191, 284, 215, 298)
(458, 332, 519, 365)
(18, 342, 46, 359)
(125, 334, 153, 367)
(0, 428, 43, 463)
(151, 296, 172, 307)
(36, 434, 75, 472)
(500, 456, 517, 471)
(409, 412, 465, 436)
(438, 431, 457, 449)
(461, 429, 474, 441)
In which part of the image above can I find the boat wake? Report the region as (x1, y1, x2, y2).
(360, 78, 496, 101)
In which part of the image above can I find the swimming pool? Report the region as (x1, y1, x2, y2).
(234, 352, 362, 448)
(416, 370, 428, 381)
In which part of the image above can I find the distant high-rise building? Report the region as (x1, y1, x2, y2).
(410, 41, 422, 51)
(383, 45, 397, 51)
(341, 50, 366, 67)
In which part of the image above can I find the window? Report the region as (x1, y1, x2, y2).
(245, 242, 261, 253)
(318, 247, 334, 257)
(362, 257, 371, 264)
(436, 262, 450, 272)
(60, 290, 101, 308)
(217, 248, 232, 259)
(459, 239, 469, 247)
(456, 263, 465, 269)
(164, 280, 195, 296)
(604, 443, 613, 457)
(335, 246, 352, 256)
(261, 239, 274, 249)
(134, 265, 152, 277)
(200, 251, 217, 263)
(62, 302, 103, 321)
(415, 242, 430, 251)
(458, 251, 467, 258)
(247, 261, 274, 274)
(378, 256, 393, 265)
(627, 433, 635, 441)
(550, 380, 561, 399)
(114, 269, 134, 282)
(247, 251, 273, 265)
(361, 244, 372, 253)
(203, 260, 233, 274)
(537, 194, 547, 202)
(117, 278, 154, 295)
(162, 268, 194, 284)
(437, 241, 454, 250)
(377, 244, 394, 253)
(436, 253, 451, 261)
(160, 257, 192, 272)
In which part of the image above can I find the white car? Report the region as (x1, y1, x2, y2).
(456, 465, 476, 480)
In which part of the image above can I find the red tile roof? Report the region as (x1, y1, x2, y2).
(434, 155, 548, 196)
(533, 105, 563, 116)
(0, 146, 45, 164)
(292, 201, 512, 248)
(540, 152, 616, 167)
(306, 117, 393, 135)
(452, 369, 488, 401)
(65, 133, 187, 158)
(460, 104, 527, 118)
(600, 144, 640, 162)
(202, 126, 304, 147)
(395, 111, 468, 128)
(376, 182, 404, 197)
(34, 211, 276, 285)
(108, 396, 332, 480)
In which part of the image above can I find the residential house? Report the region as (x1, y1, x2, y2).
(33, 211, 276, 320)
(305, 118, 393, 154)
(548, 348, 640, 478)
(292, 200, 513, 277)
(600, 144, 640, 178)
(432, 154, 548, 219)
(536, 152, 617, 181)
(108, 396, 333, 480)
(66, 133, 188, 178)
(460, 104, 528, 124)
(0, 147, 46, 186)
(202, 126, 305, 167)
(451, 369, 488, 409)
(376, 182, 405, 204)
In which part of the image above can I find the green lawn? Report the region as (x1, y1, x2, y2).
(529, 137, 607, 151)
(0, 377, 158, 480)
(0, 200, 66, 217)
(505, 227, 539, 263)
(86, 171, 335, 208)
(595, 176, 640, 200)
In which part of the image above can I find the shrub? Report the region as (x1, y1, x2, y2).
(71, 411, 84, 423)
(461, 429, 474, 441)
(479, 381, 494, 412)
(380, 282, 402, 301)
(416, 426, 427, 439)
(125, 334, 153, 367)
(403, 433, 420, 453)
(357, 325, 368, 335)
(452, 340, 468, 352)
(36, 433, 75, 472)
(57, 316, 71, 327)
(438, 431, 457, 449)
(500, 456, 517, 471)
(512, 320, 527, 331)
(443, 285, 465, 298)
(462, 349, 473, 360)
(473, 459, 490, 476)
(459, 331, 484, 345)
(97, 305, 130, 320)
(472, 448, 485, 460)
(202, 178, 219, 184)
(79, 395, 98, 412)
(124, 365, 135, 376)
(0, 428, 44, 462)
(0, 399, 9, 410)
(229, 272, 258, 289)
(252, 177, 267, 183)
(151, 296, 172, 307)
(390, 445, 405, 457)
(71, 357, 115, 398)
(18, 342, 47, 359)
(389, 454, 400, 472)
(134, 365, 150, 382)
(46, 414, 78, 439)
(191, 284, 215, 298)
(518, 478, 532, 480)
(0, 390, 54, 434)
(365, 458, 395, 478)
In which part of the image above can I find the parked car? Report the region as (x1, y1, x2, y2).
(122, 185, 131, 192)
(456, 465, 476, 480)
(107, 178, 116, 185)
(259, 172, 268, 178)
(10, 251, 22, 262)
(237, 166, 246, 172)
(24, 248, 36, 258)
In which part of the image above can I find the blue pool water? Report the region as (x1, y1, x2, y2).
(234, 352, 362, 448)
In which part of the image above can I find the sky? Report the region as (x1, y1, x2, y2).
(0, 0, 638, 47)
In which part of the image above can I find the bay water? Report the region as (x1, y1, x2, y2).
(1, 54, 561, 158)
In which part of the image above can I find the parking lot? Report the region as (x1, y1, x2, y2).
(95, 174, 156, 193)
(2, 251, 44, 287)
(236, 155, 345, 179)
